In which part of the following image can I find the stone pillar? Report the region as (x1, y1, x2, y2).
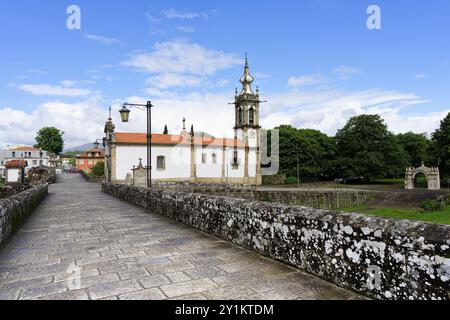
(190, 139, 197, 183)
(255, 129, 262, 186)
(405, 167, 414, 190)
(221, 146, 226, 183)
(244, 146, 249, 184)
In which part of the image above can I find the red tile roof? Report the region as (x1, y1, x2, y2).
(76, 149, 105, 159)
(5, 160, 28, 168)
(9, 146, 41, 152)
(115, 133, 244, 148)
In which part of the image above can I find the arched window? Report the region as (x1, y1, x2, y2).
(249, 107, 255, 125)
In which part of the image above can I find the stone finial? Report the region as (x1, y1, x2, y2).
(182, 118, 186, 130)
(137, 158, 144, 170)
(163, 124, 168, 135)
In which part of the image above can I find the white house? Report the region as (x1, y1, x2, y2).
(4, 146, 49, 171)
(0, 149, 6, 179)
(104, 59, 263, 185)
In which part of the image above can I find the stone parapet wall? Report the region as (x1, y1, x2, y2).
(79, 171, 104, 183)
(0, 185, 28, 199)
(102, 183, 450, 300)
(254, 190, 375, 210)
(153, 181, 256, 191)
(0, 184, 48, 245)
(153, 182, 375, 210)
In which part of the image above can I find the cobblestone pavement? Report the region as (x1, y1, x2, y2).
(0, 174, 363, 300)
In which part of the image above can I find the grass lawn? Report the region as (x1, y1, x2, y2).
(341, 204, 450, 225)
(370, 178, 405, 185)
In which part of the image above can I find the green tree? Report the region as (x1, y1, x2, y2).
(397, 132, 430, 167)
(69, 158, 76, 167)
(91, 161, 105, 177)
(429, 112, 450, 180)
(274, 125, 336, 182)
(335, 115, 406, 180)
(34, 127, 64, 155)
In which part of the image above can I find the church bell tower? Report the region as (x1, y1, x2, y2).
(233, 55, 262, 185)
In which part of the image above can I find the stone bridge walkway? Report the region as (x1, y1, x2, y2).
(0, 175, 361, 300)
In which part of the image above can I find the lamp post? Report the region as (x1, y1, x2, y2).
(120, 101, 154, 188)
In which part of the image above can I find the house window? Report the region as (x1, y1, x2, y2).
(88, 160, 93, 165)
(12, 152, 16, 158)
(80, 160, 85, 165)
(212, 153, 217, 164)
(39, 160, 43, 166)
(33, 160, 37, 166)
(40, 152, 43, 158)
(202, 153, 207, 164)
(157, 156, 166, 171)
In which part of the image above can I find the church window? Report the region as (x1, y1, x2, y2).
(202, 153, 207, 164)
(212, 153, 217, 164)
(233, 151, 239, 164)
(238, 107, 243, 124)
(249, 107, 255, 125)
(157, 156, 166, 171)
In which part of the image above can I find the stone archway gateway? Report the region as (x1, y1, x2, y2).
(405, 162, 440, 190)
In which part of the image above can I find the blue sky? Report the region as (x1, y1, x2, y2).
(0, 0, 449, 148)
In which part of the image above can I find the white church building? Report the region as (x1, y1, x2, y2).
(104, 59, 263, 185)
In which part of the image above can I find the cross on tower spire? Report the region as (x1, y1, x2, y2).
(239, 53, 254, 95)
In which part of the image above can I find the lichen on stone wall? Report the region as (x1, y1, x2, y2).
(102, 183, 450, 300)
(0, 184, 48, 245)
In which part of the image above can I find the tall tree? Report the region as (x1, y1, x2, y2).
(429, 112, 450, 180)
(397, 132, 430, 167)
(34, 127, 64, 155)
(275, 125, 336, 182)
(334, 115, 406, 180)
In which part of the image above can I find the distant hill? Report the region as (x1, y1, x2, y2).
(64, 143, 96, 153)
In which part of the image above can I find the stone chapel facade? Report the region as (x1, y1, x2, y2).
(104, 59, 262, 185)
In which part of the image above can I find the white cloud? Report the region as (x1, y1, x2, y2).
(262, 88, 443, 135)
(177, 25, 195, 33)
(146, 73, 203, 89)
(60, 80, 78, 87)
(85, 34, 119, 45)
(122, 41, 240, 76)
(17, 84, 91, 97)
(332, 65, 361, 80)
(287, 74, 328, 87)
(0, 98, 108, 148)
(162, 8, 208, 20)
(413, 74, 427, 80)
(26, 69, 45, 74)
(117, 92, 236, 139)
(2, 86, 447, 150)
(145, 12, 162, 24)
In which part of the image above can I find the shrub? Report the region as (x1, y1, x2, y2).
(91, 161, 105, 178)
(420, 198, 446, 212)
(285, 176, 299, 185)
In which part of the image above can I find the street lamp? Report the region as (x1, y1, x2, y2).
(119, 101, 154, 188)
(119, 106, 131, 123)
